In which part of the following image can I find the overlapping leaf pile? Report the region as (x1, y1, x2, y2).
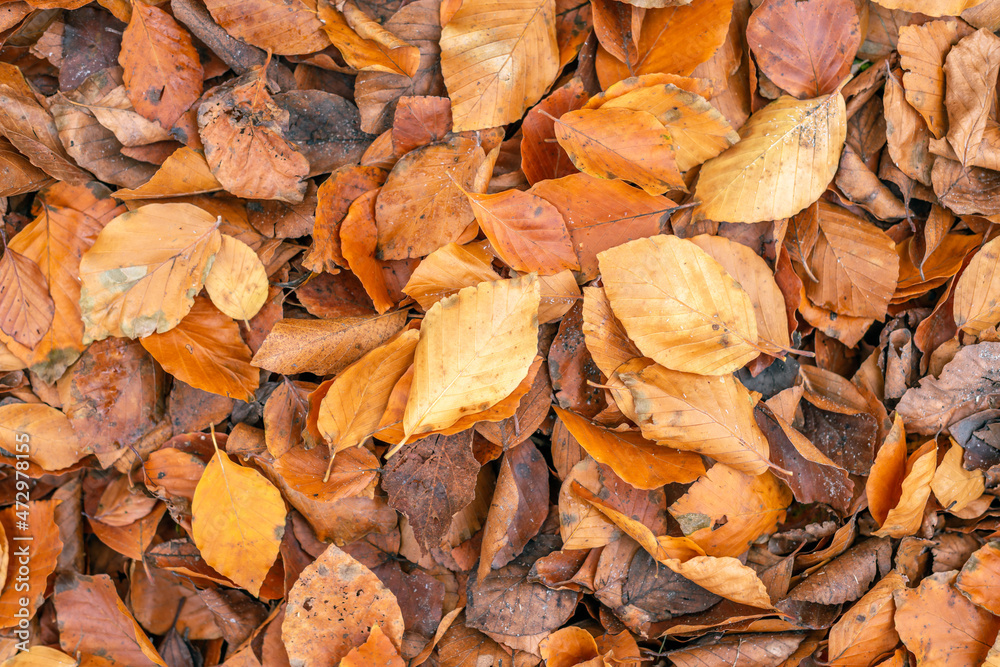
(5, 0, 1000, 664)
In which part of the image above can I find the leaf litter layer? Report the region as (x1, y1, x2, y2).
(5, 0, 1000, 664)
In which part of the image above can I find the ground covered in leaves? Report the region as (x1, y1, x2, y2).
(4, 0, 1000, 664)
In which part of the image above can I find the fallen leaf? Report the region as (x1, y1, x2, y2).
(895, 570, 1000, 665)
(191, 443, 286, 595)
(599, 234, 760, 375)
(205, 235, 269, 321)
(0, 247, 54, 348)
(694, 92, 847, 223)
(828, 570, 906, 667)
(282, 544, 404, 665)
(747, 0, 861, 98)
(402, 274, 540, 438)
(439, 0, 559, 131)
(78, 202, 221, 342)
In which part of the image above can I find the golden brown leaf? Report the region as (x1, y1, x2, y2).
(898, 19, 975, 138)
(944, 29, 1000, 166)
(598, 83, 738, 171)
(894, 570, 1000, 665)
(954, 235, 1000, 334)
(113, 147, 222, 200)
(318, 329, 418, 453)
(669, 464, 792, 557)
(619, 361, 771, 475)
(793, 200, 900, 319)
(401, 241, 500, 310)
(554, 107, 684, 195)
(439, 0, 559, 131)
(598, 234, 760, 375)
(873, 0, 987, 17)
(828, 570, 906, 667)
(251, 311, 407, 375)
(339, 624, 405, 667)
(140, 296, 259, 401)
(555, 406, 705, 489)
(875, 439, 938, 538)
(191, 445, 286, 596)
(690, 234, 791, 356)
(694, 92, 847, 223)
(747, 0, 861, 99)
(282, 544, 404, 665)
(402, 274, 540, 438)
(530, 172, 675, 280)
(466, 189, 579, 275)
(374, 135, 486, 260)
(197, 71, 309, 202)
(205, 235, 268, 322)
(957, 540, 1000, 615)
(0, 403, 84, 471)
(202, 0, 330, 55)
(580, 285, 642, 378)
(79, 202, 221, 342)
(317, 0, 420, 77)
(0, 247, 54, 348)
(932, 441, 985, 512)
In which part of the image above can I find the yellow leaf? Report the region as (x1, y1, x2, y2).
(113, 147, 222, 200)
(694, 92, 846, 223)
(669, 464, 792, 557)
(402, 274, 540, 438)
(205, 235, 269, 321)
(191, 446, 286, 596)
(79, 203, 221, 342)
(317, 0, 420, 77)
(690, 234, 791, 356)
(875, 439, 938, 538)
(620, 362, 771, 475)
(440, 0, 559, 131)
(932, 441, 985, 512)
(0, 403, 84, 471)
(598, 234, 760, 375)
(954, 235, 1000, 335)
(318, 329, 418, 453)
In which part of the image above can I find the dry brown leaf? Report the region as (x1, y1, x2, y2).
(0, 247, 53, 349)
(197, 70, 309, 202)
(79, 202, 221, 342)
(694, 92, 847, 223)
(944, 29, 1000, 166)
(282, 544, 404, 665)
(580, 285, 642, 378)
(120, 1, 203, 129)
(599, 234, 760, 375)
(898, 19, 976, 138)
(792, 200, 900, 319)
(894, 570, 1000, 665)
(465, 189, 579, 275)
(439, 0, 559, 131)
(875, 439, 938, 538)
(0, 403, 84, 471)
(251, 311, 407, 375)
(873, 0, 987, 17)
(374, 135, 486, 260)
(828, 570, 906, 667)
(747, 0, 862, 98)
(401, 274, 540, 439)
(957, 540, 1000, 614)
(202, 0, 330, 55)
